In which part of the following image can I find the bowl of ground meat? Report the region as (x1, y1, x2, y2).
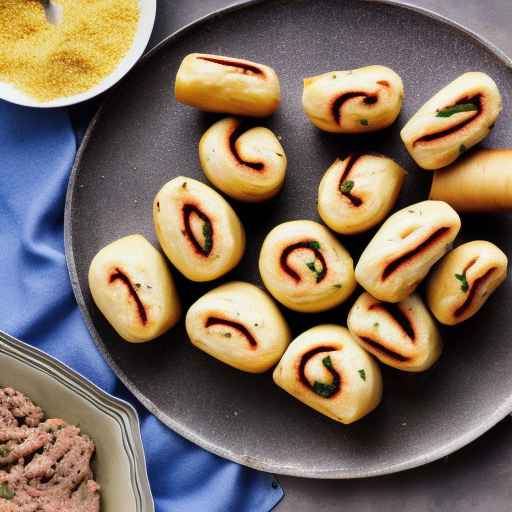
(0, 330, 154, 512)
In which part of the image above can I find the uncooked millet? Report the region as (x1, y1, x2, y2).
(0, 0, 139, 102)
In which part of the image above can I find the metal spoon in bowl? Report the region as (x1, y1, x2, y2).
(40, 0, 62, 25)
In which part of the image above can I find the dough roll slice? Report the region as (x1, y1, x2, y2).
(153, 177, 245, 282)
(186, 281, 291, 373)
(302, 65, 403, 133)
(88, 234, 181, 343)
(273, 325, 382, 424)
(427, 240, 508, 325)
(348, 292, 442, 372)
(401, 72, 502, 170)
(429, 148, 512, 212)
(199, 117, 286, 202)
(175, 53, 281, 117)
(259, 220, 356, 312)
(355, 200, 461, 302)
(318, 153, 406, 234)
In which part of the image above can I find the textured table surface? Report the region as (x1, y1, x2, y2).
(148, 2, 512, 511)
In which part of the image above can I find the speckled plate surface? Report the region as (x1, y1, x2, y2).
(65, 0, 512, 478)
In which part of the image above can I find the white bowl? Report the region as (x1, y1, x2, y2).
(0, 0, 156, 108)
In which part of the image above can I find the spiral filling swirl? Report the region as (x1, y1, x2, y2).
(382, 227, 450, 280)
(197, 56, 264, 77)
(109, 268, 148, 325)
(205, 316, 258, 348)
(228, 125, 264, 171)
(414, 95, 482, 145)
(298, 346, 341, 398)
(182, 204, 214, 257)
(280, 241, 327, 283)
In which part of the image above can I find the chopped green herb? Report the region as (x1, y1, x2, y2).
(275, 152, 284, 157)
(358, 369, 366, 381)
(202, 222, 213, 254)
(333, 283, 343, 289)
(332, 74, 337, 79)
(360, 119, 369, 126)
(459, 144, 467, 154)
(312, 356, 339, 397)
(373, 322, 379, 328)
(455, 272, 469, 292)
(340, 180, 354, 194)
(182, 181, 187, 189)
(223, 332, 232, 338)
(306, 261, 322, 282)
(0, 445, 10, 457)
(436, 103, 478, 118)
(254, 323, 259, 327)
(408, 209, 415, 214)
(134, 283, 141, 289)
(0, 483, 14, 500)
(307, 241, 321, 250)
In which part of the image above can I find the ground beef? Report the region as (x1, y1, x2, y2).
(0, 387, 100, 511)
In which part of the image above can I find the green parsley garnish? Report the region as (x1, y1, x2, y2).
(455, 272, 469, 292)
(459, 144, 467, 154)
(340, 180, 355, 194)
(360, 119, 369, 126)
(333, 283, 343, 289)
(312, 356, 339, 398)
(202, 222, 213, 254)
(358, 369, 366, 381)
(436, 103, 478, 118)
(0, 445, 10, 458)
(0, 483, 15, 500)
(223, 332, 232, 338)
(332, 74, 337, 79)
(373, 322, 379, 328)
(307, 241, 321, 250)
(182, 181, 187, 189)
(306, 261, 322, 282)
(275, 152, 284, 157)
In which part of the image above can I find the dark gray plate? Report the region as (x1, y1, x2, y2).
(65, 0, 512, 478)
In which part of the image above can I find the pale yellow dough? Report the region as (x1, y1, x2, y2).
(259, 220, 356, 312)
(355, 200, 461, 303)
(427, 241, 508, 325)
(153, 177, 245, 282)
(401, 72, 502, 170)
(348, 292, 442, 372)
(429, 148, 512, 212)
(273, 325, 382, 424)
(318, 153, 406, 234)
(88, 234, 181, 343)
(175, 53, 280, 117)
(185, 281, 291, 373)
(199, 117, 287, 202)
(302, 65, 403, 133)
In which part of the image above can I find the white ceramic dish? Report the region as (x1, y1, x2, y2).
(0, 329, 154, 512)
(0, 0, 156, 108)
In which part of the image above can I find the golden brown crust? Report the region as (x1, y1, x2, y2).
(348, 292, 442, 372)
(175, 53, 280, 117)
(355, 200, 461, 302)
(317, 153, 406, 234)
(401, 72, 502, 170)
(429, 148, 512, 212)
(426, 241, 508, 325)
(302, 65, 403, 133)
(273, 325, 382, 424)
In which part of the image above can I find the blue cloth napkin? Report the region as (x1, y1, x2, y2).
(0, 100, 283, 512)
